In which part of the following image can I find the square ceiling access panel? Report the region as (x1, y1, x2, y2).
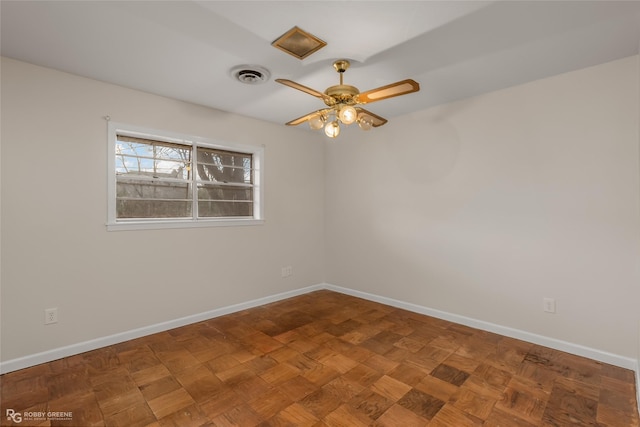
(272, 26, 326, 60)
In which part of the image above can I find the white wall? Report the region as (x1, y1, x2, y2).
(0, 57, 325, 363)
(325, 55, 640, 360)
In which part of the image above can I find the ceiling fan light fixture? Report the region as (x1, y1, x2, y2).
(325, 120, 340, 138)
(358, 115, 373, 131)
(277, 59, 419, 138)
(338, 105, 357, 125)
(309, 114, 325, 130)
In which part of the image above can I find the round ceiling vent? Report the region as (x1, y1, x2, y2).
(230, 65, 270, 85)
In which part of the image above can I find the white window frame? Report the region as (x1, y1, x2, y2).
(107, 122, 264, 231)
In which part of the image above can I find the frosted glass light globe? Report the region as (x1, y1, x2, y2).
(358, 115, 373, 131)
(309, 114, 325, 130)
(338, 105, 357, 125)
(324, 121, 340, 138)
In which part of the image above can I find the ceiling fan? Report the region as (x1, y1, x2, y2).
(276, 60, 420, 138)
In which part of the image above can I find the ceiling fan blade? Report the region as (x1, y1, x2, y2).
(357, 79, 420, 104)
(356, 108, 388, 127)
(285, 109, 327, 126)
(275, 79, 331, 102)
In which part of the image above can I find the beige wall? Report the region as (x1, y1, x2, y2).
(637, 43, 640, 407)
(325, 55, 640, 359)
(0, 57, 326, 362)
(2, 54, 640, 368)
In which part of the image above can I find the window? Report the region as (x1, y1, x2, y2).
(107, 122, 263, 230)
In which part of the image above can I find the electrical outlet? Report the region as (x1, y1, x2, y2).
(45, 308, 58, 324)
(281, 266, 293, 278)
(543, 298, 556, 313)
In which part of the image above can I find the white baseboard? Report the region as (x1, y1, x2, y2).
(1, 282, 638, 380)
(322, 283, 639, 371)
(335, 281, 638, 413)
(0, 284, 323, 374)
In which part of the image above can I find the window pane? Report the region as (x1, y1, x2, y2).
(116, 136, 191, 180)
(116, 180, 191, 218)
(197, 184, 253, 217)
(198, 200, 253, 217)
(197, 184, 253, 201)
(196, 147, 252, 185)
(117, 199, 192, 219)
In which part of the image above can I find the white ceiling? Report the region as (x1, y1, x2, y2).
(2, 1, 639, 129)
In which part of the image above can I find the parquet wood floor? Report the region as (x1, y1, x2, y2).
(1, 290, 638, 426)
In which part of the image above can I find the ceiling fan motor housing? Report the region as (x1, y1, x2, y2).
(324, 85, 359, 105)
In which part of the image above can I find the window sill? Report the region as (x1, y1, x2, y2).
(106, 218, 265, 231)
